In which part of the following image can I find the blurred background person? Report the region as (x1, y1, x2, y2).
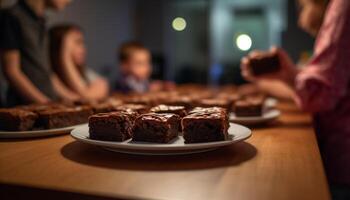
(115, 41, 174, 94)
(0, 0, 78, 107)
(249, 0, 327, 101)
(49, 24, 109, 101)
(241, 0, 350, 198)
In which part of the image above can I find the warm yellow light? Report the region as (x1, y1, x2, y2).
(172, 17, 187, 31)
(236, 34, 252, 51)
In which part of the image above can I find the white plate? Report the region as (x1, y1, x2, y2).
(0, 124, 87, 139)
(230, 109, 280, 125)
(265, 97, 278, 108)
(71, 123, 252, 155)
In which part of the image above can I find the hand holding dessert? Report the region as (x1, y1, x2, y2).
(240, 47, 299, 88)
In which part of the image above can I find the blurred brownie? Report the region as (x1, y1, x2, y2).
(182, 107, 229, 143)
(91, 103, 116, 114)
(17, 103, 67, 113)
(188, 107, 225, 115)
(196, 98, 231, 111)
(123, 96, 152, 106)
(115, 104, 149, 114)
(150, 104, 187, 117)
(36, 106, 93, 129)
(89, 111, 137, 141)
(233, 98, 263, 117)
(132, 113, 180, 143)
(163, 96, 194, 110)
(250, 52, 280, 75)
(0, 108, 38, 131)
(87, 100, 120, 114)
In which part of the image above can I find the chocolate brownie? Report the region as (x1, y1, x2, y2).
(249, 52, 280, 75)
(182, 107, 229, 143)
(89, 111, 137, 141)
(233, 98, 263, 117)
(196, 98, 231, 111)
(123, 96, 152, 106)
(188, 107, 225, 115)
(17, 103, 67, 113)
(132, 113, 180, 143)
(150, 104, 187, 117)
(0, 108, 38, 131)
(115, 104, 149, 114)
(87, 101, 119, 114)
(162, 96, 194, 110)
(36, 106, 93, 129)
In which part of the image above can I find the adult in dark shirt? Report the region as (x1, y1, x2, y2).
(0, 0, 78, 106)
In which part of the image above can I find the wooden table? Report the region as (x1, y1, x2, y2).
(0, 102, 331, 200)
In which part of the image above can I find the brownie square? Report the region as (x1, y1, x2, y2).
(182, 107, 229, 143)
(132, 113, 180, 143)
(150, 104, 187, 117)
(115, 104, 149, 114)
(249, 52, 280, 76)
(0, 108, 38, 131)
(163, 96, 195, 111)
(87, 101, 119, 114)
(17, 103, 67, 113)
(36, 106, 93, 129)
(233, 98, 263, 117)
(89, 111, 137, 141)
(188, 107, 225, 115)
(196, 98, 231, 111)
(123, 96, 152, 106)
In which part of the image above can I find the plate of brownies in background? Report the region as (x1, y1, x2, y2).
(0, 103, 94, 138)
(230, 94, 281, 125)
(71, 105, 252, 155)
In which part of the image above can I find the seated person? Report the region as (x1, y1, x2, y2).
(49, 24, 109, 102)
(0, 0, 77, 107)
(115, 41, 174, 93)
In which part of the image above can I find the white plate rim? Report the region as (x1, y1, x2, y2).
(229, 109, 281, 123)
(70, 123, 252, 151)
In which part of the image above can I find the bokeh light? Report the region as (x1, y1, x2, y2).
(172, 17, 187, 31)
(236, 34, 252, 51)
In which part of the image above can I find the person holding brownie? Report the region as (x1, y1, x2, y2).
(249, 0, 327, 101)
(0, 0, 79, 106)
(49, 24, 109, 101)
(241, 0, 350, 198)
(115, 41, 175, 93)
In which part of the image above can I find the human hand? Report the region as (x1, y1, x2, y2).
(241, 47, 298, 86)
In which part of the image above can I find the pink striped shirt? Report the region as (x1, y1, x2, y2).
(295, 0, 350, 185)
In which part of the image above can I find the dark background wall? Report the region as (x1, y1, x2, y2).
(282, 0, 315, 61)
(1, 0, 315, 85)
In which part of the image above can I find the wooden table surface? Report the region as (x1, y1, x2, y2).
(0, 102, 331, 200)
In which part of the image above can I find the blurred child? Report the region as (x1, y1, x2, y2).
(115, 42, 152, 93)
(241, 0, 350, 197)
(0, 0, 78, 106)
(49, 24, 109, 101)
(115, 41, 175, 93)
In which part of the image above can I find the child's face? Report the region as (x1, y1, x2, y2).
(125, 50, 152, 81)
(298, 0, 325, 36)
(46, 0, 71, 11)
(67, 30, 86, 67)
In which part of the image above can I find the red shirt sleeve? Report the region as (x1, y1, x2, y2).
(295, 0, 350, 112)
